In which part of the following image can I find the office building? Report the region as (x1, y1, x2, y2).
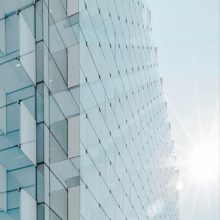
(0, 0, 178, 219)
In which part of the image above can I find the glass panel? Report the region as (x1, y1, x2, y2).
(49, 95, 67, 154)
(0, 59, 33, 94)
(5, 13, 19, 55)
(67, 0, 79, 16)
(20, 7, 36, 84)
(0, 165, 7, 211)
(0, 19, 5, 56)
(0, 0, 34, 15)
(20, 101, 36, 165)
(68, 115, 80, 158)
(0, 86, 6, 134)
(68, 186, 80, 220)
(50, 172, 67, 220)
(20, 189, 36, 220)
(7, 166, 35, 194)
(68, 44, 79, 88)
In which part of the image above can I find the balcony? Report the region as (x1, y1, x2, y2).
(0, 153, 36, 220)
(0, 5, 35, 84)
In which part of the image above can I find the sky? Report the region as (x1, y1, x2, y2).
(148, 0, 220, 219)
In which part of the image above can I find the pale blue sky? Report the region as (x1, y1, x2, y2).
(148, 0, 220, 219)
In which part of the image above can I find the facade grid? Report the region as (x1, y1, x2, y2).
(0, 0, 178, 220)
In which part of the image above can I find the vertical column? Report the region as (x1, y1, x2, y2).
(67, 1, 80, 216)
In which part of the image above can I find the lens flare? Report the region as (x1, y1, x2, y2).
(187, 147, 219, 183)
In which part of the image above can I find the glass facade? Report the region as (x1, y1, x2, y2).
(0, 0, 178, 220)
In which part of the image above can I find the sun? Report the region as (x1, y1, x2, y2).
(186, 146, 219, 183)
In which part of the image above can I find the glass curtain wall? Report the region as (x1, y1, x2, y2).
(79, 0, 178, 220)
(0, 0, 178, 220)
